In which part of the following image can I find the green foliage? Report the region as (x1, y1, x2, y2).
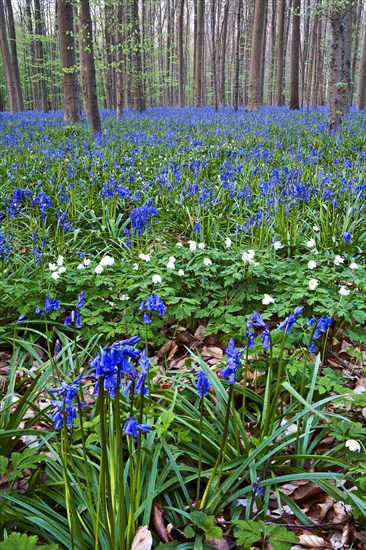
(0, 533, 59, 550)
(184, 512, 222, 540)
(233, 520, 299, 549)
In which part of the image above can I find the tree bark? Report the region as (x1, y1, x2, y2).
(218, 0, 229, 107)
(247, 0, 266, 111)
(0, 0, 20, 112)
(357, 11, 366, 109)
(194, 0, 204, 106)
(79, 0, 101, 132)
(289, 0, 300, 110)
(5, 0, 24, 111)
(34, 0, 48, 111)
(58, 0, 81, 123)
(115, 0, 124, 116)
(233, 0, 242, 111)
(177, 0, 185, 107)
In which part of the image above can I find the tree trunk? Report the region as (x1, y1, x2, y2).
(5, 0, 24, 111)
(218, 0, 229, 106)
(289, 0, 300, 110)
(340, 1, 354, 114)
(247, 0, 266, 111)
(105, 0, 116, 110)
(233, 0, 242, 111)
(177, 0, 185, 107)
(357, 11, 366, 109)
(329, 5, 342, 131)
(58, 0, 81, 123)
(25, 0, 39, 110)
(194, 0, 204, 106)
(79, 0, 101, 132)
(34, 0, 48, 111)
(0, 0, 20, 112)
(115, 0, 124, 116)
(211, 0, 218, 110)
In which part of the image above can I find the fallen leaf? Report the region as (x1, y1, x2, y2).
(152, 498, 170, 542)
(204, 538, 230, 549)
(131, 526, 152, 550)
(297, 532, 332, 548)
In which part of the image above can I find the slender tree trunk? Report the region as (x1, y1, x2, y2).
(340, 1, 354, 114)
(357, 11, 366, 109)
(0, 0, 20, 112)
(25, 0, 38, 110)
(289, 0, 300, 109)
(233, 0, 242, 111)
(105, 0, 116, 110)
(58, 0, 81, 123)
(177, 0, 185, 106)
(34, 0, 48, 111)
(211, 0, 218, 110)
(115, 0, 124, 116)
(132, 0, 145, 111)
(5, 0, 24, 111)
(79, 0, 101, 131)
(329, 4, 342, 130)
(194, 0, 204, 106)
(259, 0, 268, 105)
(218, 0, 229, 106)
(305, 9, 318, 108)
(247, 0, 267, 111)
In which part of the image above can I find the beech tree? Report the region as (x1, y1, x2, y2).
(58, 0, 81, 123)
(79, 0, 101, 132)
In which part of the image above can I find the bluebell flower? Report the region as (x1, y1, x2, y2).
(246, 312, 270, 349)
(17, 314, 27, 324)
(308, 315, 332, 351)
(91, 336, 141, 397)
(342, 231, 352, 243)
(139, 293, 166, 323)
(193, 221, 201, 239)
(130, 201, 158, 235)
(219, 338, 243, 384)
(123, 416, 153, 438)
(195, 370, 212, 397)
(35, 296, 60, 315)
(134, 349, 149, 395)
(49, 374, 83, 403)
(64, 292, 85, 329)
(278, 305, 304, 333)
(252, 479, 265, 498)
(49, 374, 85, 430)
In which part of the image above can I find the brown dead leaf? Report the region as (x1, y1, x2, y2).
(331, 501, 349, 524)
(296, 532, 332, 548)
(293, 482, 326, 502)
(156, 340, 178, 360)
(194, 325, 206, 341)
(329, 524, 350, 549)
(152, 498, 170, 543)
(130, 526, 152, 550)
(355, 377, 366, 389)
(308, 494, 334, 521)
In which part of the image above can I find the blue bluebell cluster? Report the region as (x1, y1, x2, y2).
(130, 200, 158, 235)
(123, 416, 153, 438)
(219, 338, 243, 384)
(277, 306, 304, 333)
(139, 293, 166, 324)
(194, 369, 212, 397)
(35, 296, 60, 315)
(91, 336, 142, 397)
(64, 291, 85, 329)
(246, 312, 270, 349)
(49, 374, 85, 430)
(308, 315, 332, 352)
(0, 230, 12, 259)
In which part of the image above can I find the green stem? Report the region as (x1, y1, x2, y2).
(199, 384, 234, 511)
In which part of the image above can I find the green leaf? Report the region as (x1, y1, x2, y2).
(183, 526, 195, 539)
(0, 456, 9, 474)
(233, 519, 263, 547)
(0, 532, 59, 550)
(267, 525, 299, 549)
